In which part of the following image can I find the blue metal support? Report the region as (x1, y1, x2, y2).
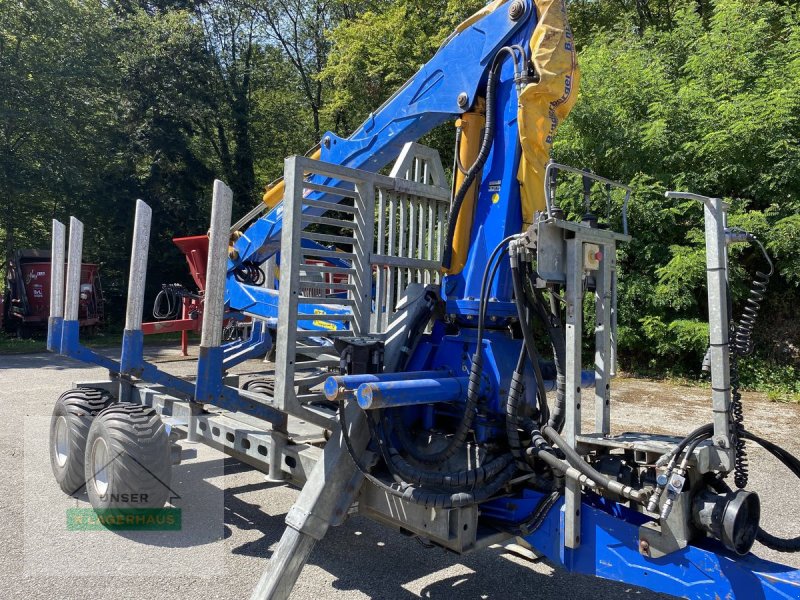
(224, 279, 350, 330)
(324, 370, 452, 401)
(59, 320, 120, 373)
(356, 376, 478, 410)
(503, 493, 800, 599)
(221, 323, 272, 370)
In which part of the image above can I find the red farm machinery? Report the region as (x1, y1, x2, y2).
(1, 249, 104, 338)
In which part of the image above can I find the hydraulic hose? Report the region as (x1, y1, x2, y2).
(539, 283, 567, 432)
(741, 428, 800, 552)
(510, 249, 549, 422)
(338, 397, 516, 509)
(153, 285, 182, 320)
(540, 425, 650, 504)
(442, 48, 520, 270)
(506, 346, 530, 469)
(392, 235, 515, 466)
(654, 422, 800, 552)
(385, 444, 513, 489)
(486, 488, 561, 536)
(729, 236, 774, 489)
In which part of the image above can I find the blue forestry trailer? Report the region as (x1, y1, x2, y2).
(45, 1, 800, 598)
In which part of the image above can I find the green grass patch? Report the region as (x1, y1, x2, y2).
(618, 358, 800, 403)
(0, 330, 194, 355)
(737, 359, 800, 403)
(0, 335, 45, 354)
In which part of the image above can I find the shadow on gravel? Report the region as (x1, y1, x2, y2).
(215, 457, 670, 600)
(0, 353, 104, 371)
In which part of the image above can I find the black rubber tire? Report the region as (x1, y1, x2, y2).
(243, 377, 275, 396)
(84, 403, 172, 510)
(49, 387, 115, 496)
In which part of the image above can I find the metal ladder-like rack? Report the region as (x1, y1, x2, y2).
(273, 143, 450, 428)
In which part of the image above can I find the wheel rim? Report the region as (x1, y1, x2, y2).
(91, 438, 110, 498)
(54, 416, 69, 467)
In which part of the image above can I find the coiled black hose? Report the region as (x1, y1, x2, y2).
(729, 237, 773, 489)
(731, 238, 773, 358)
(729, 350, 749, 488)
(153, 284, 190, 320)
(233, 261, 266, 286)
(391, 236, 515, 467)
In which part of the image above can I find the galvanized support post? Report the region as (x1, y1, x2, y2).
(195, 180, 233, 404)
(610, 267, 618, 377)
(564, 238, 583, 549)
(264, 253, 287, 483)
(60, 217, 84, 354)
(701, 197, 734, 453)
(352, 181, 375, 335)
(274, 157, 304, 414)
(265, 414, 289, 483)
(594, 243, 613, 434)
(262, 254, 276, 365)
(666, 192, 734, 463)
(120, 200, 152, 377)
(47, 220, 66, 352)
(250, 402, 369, 600)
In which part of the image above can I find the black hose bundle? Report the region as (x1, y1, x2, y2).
(485, 488, 561, 536)
(233, 261, 266, 286)
(703, 427, 800, 553)
(742, 429, 800, 552)
(656, 420, 800, 552)
(510, 250, 550, 424)
(521, 260, 567, 432)
(506, 346, 532, 469)
(153, 284, 194, 320)
(390, 235, 517, 468)
(337, 398, 516, 509)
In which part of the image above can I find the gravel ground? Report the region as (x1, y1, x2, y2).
(1, 348, 799, 599)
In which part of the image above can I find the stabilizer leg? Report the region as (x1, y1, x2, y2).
(250, 404, 369, 600)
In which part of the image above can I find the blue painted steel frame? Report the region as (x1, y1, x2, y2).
(485, 490, 800, 599)
(220, 2, 539, 368)
(50, 317, 283, 424)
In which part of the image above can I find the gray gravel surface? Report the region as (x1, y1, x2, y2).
(1, 348, 798, 599)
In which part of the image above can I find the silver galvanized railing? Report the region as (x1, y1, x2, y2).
(273, 144, 449, 427)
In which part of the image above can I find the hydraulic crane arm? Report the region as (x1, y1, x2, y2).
(229, 0, 578, 316)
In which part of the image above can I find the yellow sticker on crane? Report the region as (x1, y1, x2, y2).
(312, 308, 338, 331)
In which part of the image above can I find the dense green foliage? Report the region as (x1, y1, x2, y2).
(1, 0, 797, 394)
(559, 0, 800, 394)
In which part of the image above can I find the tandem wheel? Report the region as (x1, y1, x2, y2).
(49, 387, 115, 495)
(84, 403, 173, 509)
